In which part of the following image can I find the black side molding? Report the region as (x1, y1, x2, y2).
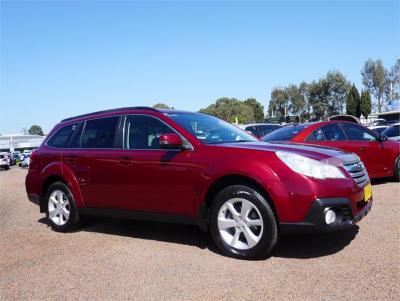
(78, 208, 198, 226)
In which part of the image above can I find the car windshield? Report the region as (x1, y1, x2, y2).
(262, 124, 309, 141)
(166, 112, 258, 144)
(382, 125, 400, 137)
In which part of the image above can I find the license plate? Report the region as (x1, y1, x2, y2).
(364, 183, 372, 202)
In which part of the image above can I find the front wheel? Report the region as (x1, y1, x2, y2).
(45, 182, 80, 232)
(395, 156, 400, 181)
(210, 185, 278, 259)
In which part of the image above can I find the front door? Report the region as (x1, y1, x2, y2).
(114, 114, 199, 216)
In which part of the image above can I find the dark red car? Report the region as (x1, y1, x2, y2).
(26, 108, 373, 259)
(262, 121, 400, 180)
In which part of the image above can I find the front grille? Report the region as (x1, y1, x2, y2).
(343, 160, 369, 187)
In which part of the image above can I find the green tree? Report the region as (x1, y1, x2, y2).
(268, 88, 288, 119)
(308, 80, 328, 120)
(360, 90, 372, 120)
(28, 125, 44, 136)
(153, 103, 173, 109)
(200, 97, 254, 124)
(387, 58, 400, 101)
(324, 71, 351, 115)
(286, 84, 306, 118)
(243, 98, 264, 122)
(346, 84, 361, 117)
(361, 59, 388, 113)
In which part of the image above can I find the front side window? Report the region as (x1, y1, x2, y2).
(167, 112, 257, 144)
(124, 115, 175, 149)
(47, 123, 82, 148)
(342, 123, 378, 141)
(81, 117, 119, 148)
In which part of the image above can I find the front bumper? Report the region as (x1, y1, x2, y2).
(280, 197, 372, 234)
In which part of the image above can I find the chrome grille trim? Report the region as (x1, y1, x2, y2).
(343, 160, 370, 187)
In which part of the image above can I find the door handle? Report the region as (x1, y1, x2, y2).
(118, 156, 132, 165)
(64, 155, 78, 164)
(359, 147, 365, 152)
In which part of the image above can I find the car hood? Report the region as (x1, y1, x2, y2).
(216, 141, 359, 166)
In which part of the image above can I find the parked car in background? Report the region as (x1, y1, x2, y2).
(0, 153, 10, 170)
(241, 123, 283, 138)
(26, 107, 373, 259)
(370, 118, 387, 126)
(262, 121, 400, 180)
(368, 125, 388, 135)
(382, 123, 400, 141)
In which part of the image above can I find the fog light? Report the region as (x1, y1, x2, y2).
(324, 208, 337, 225)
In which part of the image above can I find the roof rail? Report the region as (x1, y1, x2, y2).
(61, 106, 159, 122)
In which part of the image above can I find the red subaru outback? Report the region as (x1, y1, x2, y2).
(26, 107, 372, 259)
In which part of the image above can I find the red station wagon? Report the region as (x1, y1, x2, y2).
(26, 107, 373, 259)
(262, 121, 400, 181)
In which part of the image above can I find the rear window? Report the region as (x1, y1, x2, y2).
(81, 116, 119, 148)
(262, 124, 309, 142)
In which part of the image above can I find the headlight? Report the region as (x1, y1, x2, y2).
(276, 151, 345, 179)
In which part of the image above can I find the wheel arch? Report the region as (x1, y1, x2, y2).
(198, 174, 278, 230)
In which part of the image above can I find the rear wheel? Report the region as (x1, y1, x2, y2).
(395, 156, 400, 181)
(45, 182, 80, 232)
(210, 185, 278, 259)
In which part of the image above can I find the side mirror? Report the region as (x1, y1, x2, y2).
(159, 133, 184, 149)
(379, 134, 388, 142)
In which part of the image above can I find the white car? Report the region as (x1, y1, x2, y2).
(368, 125, 388, 134)
(382, 123, 400, 141)
(0, 153, 10, 170)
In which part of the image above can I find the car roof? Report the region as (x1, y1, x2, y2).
(243, 123, 283, 127)
(61, 106, 160, 122)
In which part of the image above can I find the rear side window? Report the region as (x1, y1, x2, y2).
(307, 124, 346, 141)
(342, 123, 378, 141)
(47, 123, 82, 148)
(81, 117, 119, 148)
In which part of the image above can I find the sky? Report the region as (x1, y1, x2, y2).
(1, 0, 399, 134)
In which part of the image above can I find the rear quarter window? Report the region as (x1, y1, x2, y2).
(47, 123, 82, 148)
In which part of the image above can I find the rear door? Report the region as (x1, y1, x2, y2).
(62, 116, 121, 208)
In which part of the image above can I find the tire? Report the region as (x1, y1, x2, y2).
(395, 156, 400, 182)
(210, 185, 278, 260)
(45, 182, 80, 232)
(4, 165, 9, 170)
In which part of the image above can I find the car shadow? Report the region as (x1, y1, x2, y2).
(38, 217, 359, 259)
(371, 177, 397, 186)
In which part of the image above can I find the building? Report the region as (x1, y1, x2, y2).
(0, 134, 46, 152)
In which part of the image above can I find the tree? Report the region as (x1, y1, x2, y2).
(308, 80, 328, 120)
(286, 84, 306, 118)
(346, 84, 361, 117)
(361, 59, 388, 113)
(243, 98, 264, 122)
(200, 97, 255, 124)
(360, 90, 372, 120)
(324, 71, 351, 115)
(153, 103, 173, 109)
(387, 58, 400, 101)
(28, 125, 44, 136)
(268, 88, 288, 119)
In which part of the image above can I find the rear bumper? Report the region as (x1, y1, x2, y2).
(280, 197, 372, 234)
